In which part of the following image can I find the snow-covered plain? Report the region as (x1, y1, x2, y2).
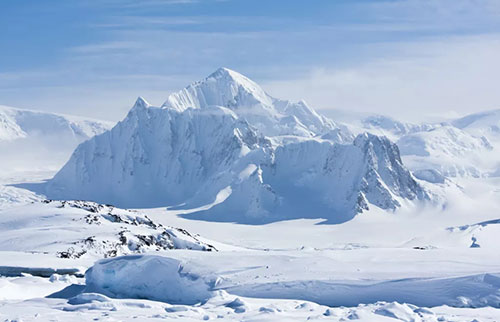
(1, 69, 500, 321)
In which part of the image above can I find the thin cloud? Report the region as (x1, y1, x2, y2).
(263, 34, 500, 122)
(84, 0, 200, 8)
(68, 41, 141, 54)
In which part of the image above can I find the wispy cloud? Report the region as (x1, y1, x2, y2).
(68, 41, 141, 54)
(264, 34, 500, 121)
(83, 0, 200, 8)
(90, 16, 202, 29)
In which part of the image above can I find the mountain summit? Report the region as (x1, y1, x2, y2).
(162, 67, 344, 138)
(46, 68, 427, 224)
(163, 67, 274, 112)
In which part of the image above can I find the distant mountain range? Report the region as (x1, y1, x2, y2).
(0, 105, 112, 142)
(0, 105, 113, 177)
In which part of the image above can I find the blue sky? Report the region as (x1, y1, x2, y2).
(1, 0, 500, 121)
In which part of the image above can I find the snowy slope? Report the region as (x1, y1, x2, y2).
(46, 68, 427, 223)
(452, 109, 500, 135)
(0, 200, 216, 259)
(450, 109, 500, 177)
(0, 107, 25, 140)
(398, 126, 492, 158)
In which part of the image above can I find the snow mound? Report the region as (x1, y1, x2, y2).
(46, 68, 428, 223)
(0, 200, 216, 259)
(373, 302, 422, 321)
(85, 255, 217, 305)
(67, 293, 111, 305)
(446, 218, 500, 249)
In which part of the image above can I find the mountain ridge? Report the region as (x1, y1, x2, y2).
(0, 104, 113, 142)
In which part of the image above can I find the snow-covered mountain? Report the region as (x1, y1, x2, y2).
(163, 68, 351, 140)
(452, 109, 500, 135)
(0, 105, 112, 142)
(397, 125, 493, 178)
(0, 105, 114, 178)
(46, 68, 427, 224)
(363, 115, 436, 138)
(357, 112, 499, 179)
(398, 126, 492, 158)
(450, 109, 500, 177)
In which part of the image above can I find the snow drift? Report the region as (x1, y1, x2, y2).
(85, 255, 217, 305)
(84, 254, 500, 308)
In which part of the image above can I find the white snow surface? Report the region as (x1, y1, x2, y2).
(85, 252, 500, 308)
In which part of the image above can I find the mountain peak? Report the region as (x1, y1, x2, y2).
(162, 67, 273, 113)
(133, 96, 150, 109)
(206, 67, 253, 84)
(202, 67, 270, 105)
(208, 67, 238, 79)
(157, 68, 346, 137)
